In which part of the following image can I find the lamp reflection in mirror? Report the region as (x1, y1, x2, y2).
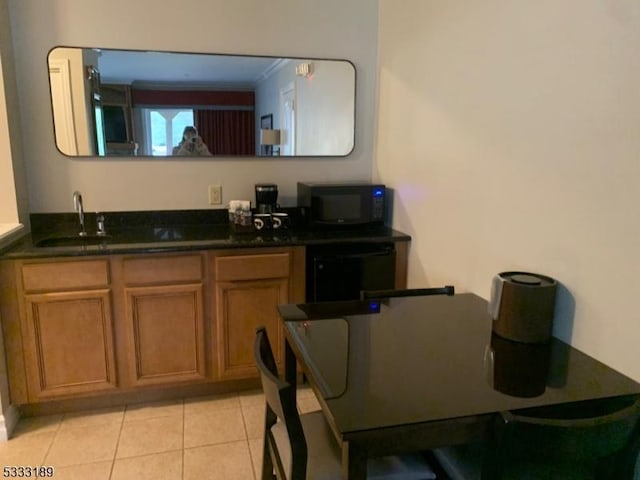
(260, 129, 281, 156)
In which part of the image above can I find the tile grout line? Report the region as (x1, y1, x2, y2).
(40, 414, 63, 468)
(181, 397, 185, 480)
(241, 399, 258, 480)
(248, 438, 257, 480)
(108, 405, 127, 479)
(244, 393, 264, 480)
(239, 394, 251, 441)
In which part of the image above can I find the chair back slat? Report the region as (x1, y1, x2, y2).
(361, 286, 455, 300)
(255, 327, 287, 420)
(254, 326, 308, 479)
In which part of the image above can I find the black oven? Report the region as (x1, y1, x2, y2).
(297, 182, 386, 228)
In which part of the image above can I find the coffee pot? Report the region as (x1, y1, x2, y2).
(255, 184, 278, 214)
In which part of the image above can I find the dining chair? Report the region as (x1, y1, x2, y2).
(360, 286, 455, 300)
(432, 395, 640, 480)
(254, 326, 437, 480)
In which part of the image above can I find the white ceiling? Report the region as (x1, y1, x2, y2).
(96, 49, 286, 88)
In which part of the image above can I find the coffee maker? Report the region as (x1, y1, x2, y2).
(255, 184, 278, 214)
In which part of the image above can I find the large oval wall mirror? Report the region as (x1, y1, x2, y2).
(47, 47, 356, 158)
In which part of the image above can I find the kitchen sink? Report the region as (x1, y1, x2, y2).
(35, 234, 112, 248)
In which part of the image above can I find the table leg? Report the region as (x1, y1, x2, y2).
(342, 441, 367, 479)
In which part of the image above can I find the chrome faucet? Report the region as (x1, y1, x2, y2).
(72, 190, 87, 236)
(96, 212, 107, 236)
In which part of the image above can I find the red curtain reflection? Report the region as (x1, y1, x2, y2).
(195, 110, 255, 155)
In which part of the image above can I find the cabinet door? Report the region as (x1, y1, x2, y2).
(23, 289, 117, 400)
(125, 284, 206, 386)
(216, 279, 288, 380)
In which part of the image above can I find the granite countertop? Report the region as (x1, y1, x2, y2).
(0, 209, 411, 259)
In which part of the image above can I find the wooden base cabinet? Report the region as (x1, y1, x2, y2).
(215, 278, 287, 380)
(120, 254, 207, 387)
(17, 260, 118, 401)
(213, 248, 305, 381)
(0, 246, 307, 405)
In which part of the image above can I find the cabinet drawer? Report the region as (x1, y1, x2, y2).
(22, 260, 110, 292)
(123, 254, 202, 285)
(215, 253, 290, 281)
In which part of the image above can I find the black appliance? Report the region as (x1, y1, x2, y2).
(255, 184, 278, 214)
(306, 243, 396, 302)
(489, 271, 558, 343)
(297, 182, 386, 227)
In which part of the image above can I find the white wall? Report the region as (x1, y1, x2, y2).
(7, 0, 379, 212)
(254, 60, 297, 151)
(0, 2, 24, 435)
(0, 0, 28, 227)
(255, 59, 355, 156)
(0, 55, 19, 222)
(376, 0, 640, 380)
(296, 60, 355, 156)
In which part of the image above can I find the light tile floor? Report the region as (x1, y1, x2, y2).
(0, 387, 321, 480)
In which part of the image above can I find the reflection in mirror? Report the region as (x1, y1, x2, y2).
(47, 47, 356, 158)
(290, 318, 349, 399)
(484, 333, 551, 398)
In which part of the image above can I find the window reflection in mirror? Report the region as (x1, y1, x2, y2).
(47, 47, 356, 158)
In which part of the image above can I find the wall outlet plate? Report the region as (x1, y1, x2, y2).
(209, 185, 222, 205)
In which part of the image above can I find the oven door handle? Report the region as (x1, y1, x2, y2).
(318, 250, 393, 261)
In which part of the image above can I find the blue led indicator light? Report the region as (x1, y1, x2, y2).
(374, 189, 383, 196)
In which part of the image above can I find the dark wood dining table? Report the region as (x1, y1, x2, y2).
(278, 293, 640, 479)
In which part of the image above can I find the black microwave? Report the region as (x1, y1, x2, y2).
(297, 182, 387, 227)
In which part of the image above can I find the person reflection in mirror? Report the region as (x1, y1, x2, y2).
(172, 126, 212, 156)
